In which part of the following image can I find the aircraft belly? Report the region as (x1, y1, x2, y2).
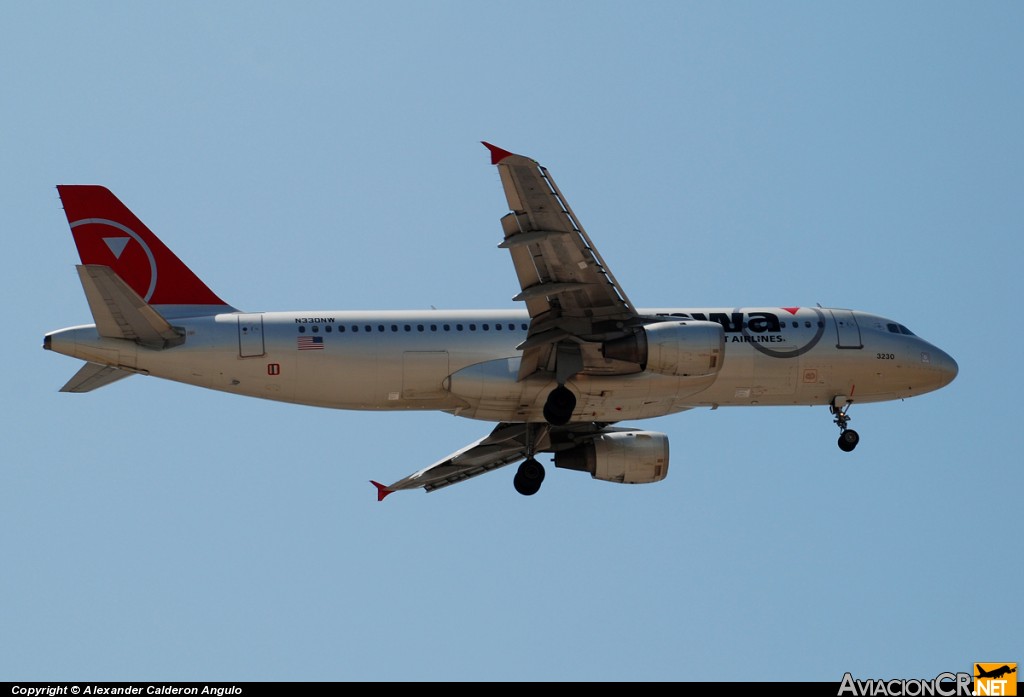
(79, 342, 136, 371)
(447, 356, 720, 421)
(288, 345, 462, 411)
(129, 318, 304, 403)
(402, 351, 449, 399)
(445, 355, 538, 420)
(136, 349, 214, 389)
(295, 349, 378, 408)
(794, 359, 831, 404)
(751, 352, 797, 397)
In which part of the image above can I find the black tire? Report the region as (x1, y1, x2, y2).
(513, 458, 545, 496)
(838, 429, 860, 452)
(543, 385, 576, 426)
(520, 457, 545, 483)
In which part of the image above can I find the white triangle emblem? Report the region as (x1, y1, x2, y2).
(103, 237, 130, 259)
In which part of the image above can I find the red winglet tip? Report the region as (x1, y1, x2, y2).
(481, 141, 515, 165)
(370, 480, 394, 502)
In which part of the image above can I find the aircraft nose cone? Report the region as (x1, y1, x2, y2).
(933, 348, 958, 388)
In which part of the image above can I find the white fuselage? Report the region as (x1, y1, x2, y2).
(46, 305, 958, 423)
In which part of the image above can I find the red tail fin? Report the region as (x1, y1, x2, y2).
(57, 185, 232, 312)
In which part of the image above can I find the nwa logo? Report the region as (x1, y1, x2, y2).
(656, 307, 827, 359)
(70, 218, 158, 302)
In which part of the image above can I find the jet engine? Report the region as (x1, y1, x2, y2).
(601, 320, 723, 377)
(554, 430, 670, 484)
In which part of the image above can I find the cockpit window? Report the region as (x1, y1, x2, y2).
(887, 322, 916, 336)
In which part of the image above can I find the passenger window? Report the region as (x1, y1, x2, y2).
(417, 324, 424, 332)
(456, 324, 464, 331)
(404, 324, 411, 332)
(469, 324, 477, 331)
(326, 325, 332, 332)
(482, 323, 489, 330)
(443, 324, 451, 331)
(298, 325, 306, 333)
(312, 325, 319, 333)
(339, 325, 346, 333)
(378, 325, 385, 332)
(430, 324, 437, 331)
(352, 325, 358, 332)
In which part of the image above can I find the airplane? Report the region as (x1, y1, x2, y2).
(43, 142, 958, 499)
(976, 665, 1016, 680)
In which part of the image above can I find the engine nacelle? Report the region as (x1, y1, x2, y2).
(555, 430, 670, 484)
(602, 321, 723, 377)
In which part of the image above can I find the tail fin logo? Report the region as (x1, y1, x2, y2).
(70, 217, 159, 302)
(103, 236, 130, 259)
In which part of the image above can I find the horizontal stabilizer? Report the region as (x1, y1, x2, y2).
(60, 362, 133, 393)
(77, 265, 185, 349)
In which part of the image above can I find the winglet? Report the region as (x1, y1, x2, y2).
(481, 141, 515, 165)
(370, 480, 394, 502)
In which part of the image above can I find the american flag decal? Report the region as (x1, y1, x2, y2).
(297, 336, 324, 350)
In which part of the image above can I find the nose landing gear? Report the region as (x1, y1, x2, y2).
(831, 400, 860, 452)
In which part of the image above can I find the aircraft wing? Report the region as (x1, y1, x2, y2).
(483, 143, 641, 380)
(372, 420, 671, 499)
(373, 422, 545, 499)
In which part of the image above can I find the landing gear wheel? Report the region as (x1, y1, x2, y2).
(838, 429, 860, 452)
(543, 385, 576, 426)
(513, 457, 545, 496)
(830, 400, 860, 453)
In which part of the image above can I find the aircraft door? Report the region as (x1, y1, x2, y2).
(830, 309, 863, 349)
(238, 314, 265, 357)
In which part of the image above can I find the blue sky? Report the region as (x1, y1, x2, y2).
(3, 2, 1021, 681)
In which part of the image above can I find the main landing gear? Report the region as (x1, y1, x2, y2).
(514, 421, 549, 496)
(543, 385, 576, 426)
(516, 383, 576, 495)
(513, 458, 545, 496)
(831, 400, 860, 452)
